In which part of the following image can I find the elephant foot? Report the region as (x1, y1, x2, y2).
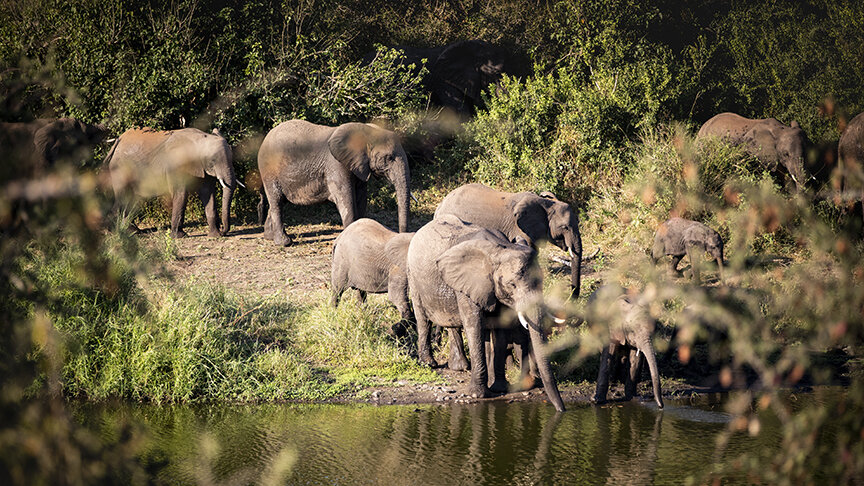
(448, 359, 470, 372)
(590, 395, 606, 405)
(171, 229, 188, 238)
(273, 234, 292, 247)
(208, 229, 223, 238)
(469, 386, 491, 399)
(489, 379, 508, 394)
(419, 355, 439, 368)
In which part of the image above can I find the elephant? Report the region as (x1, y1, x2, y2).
(484, 324, 540, 391)
(652, 217, 724, 282)
(331, 218, 414, 334)
(588, 286, 664, 409)
(257, 120, 412, 246)
(697, 112, 808, 190)
(362, 40, 526, 115)
(406, 214, 565, 411)
(837, 112, 864, 230)
(0, 117, 109, 177)
(105, 127, 238, 238)
(434, 183, 583, 370)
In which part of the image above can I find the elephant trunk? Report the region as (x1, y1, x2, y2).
(521, 309, 565, 412)
(390, 159, 411, 232)
(639, 336, 664, 409)
(716, 256, 724, 282)
(566, 229, 582, 297)
(216, 156, 236, 235)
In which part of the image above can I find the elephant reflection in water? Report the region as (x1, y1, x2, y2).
(589, 405, 664, 485)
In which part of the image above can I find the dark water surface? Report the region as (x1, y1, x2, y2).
(73, 388, 844, 485)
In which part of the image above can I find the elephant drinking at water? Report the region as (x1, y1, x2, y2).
(406, 215, 565, 411)
(257, 120, 412, 246)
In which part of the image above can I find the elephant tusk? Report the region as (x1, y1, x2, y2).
(236, 180, 246, 189)
(410, 193, 419, 204)
(218, 178, 228, 189)
(518, 311, 530, 330)
(553, 316, 566, 324)
(105, 138, 116, 143)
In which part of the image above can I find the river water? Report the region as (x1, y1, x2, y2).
(73, 388, 843, 484)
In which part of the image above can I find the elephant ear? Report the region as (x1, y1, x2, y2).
(384, 232, 414, 271)
(744, 125, 779, 165)
(329, 123, 371, 181)
(160, 132, 205, 178)
(538, 190, 558, 200)
(437, 239, 498, 311)
(512, 193, 551, 245)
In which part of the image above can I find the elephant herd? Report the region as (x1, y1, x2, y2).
(5, 104, 864, 413)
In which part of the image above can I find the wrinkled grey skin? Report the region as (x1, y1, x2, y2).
(406, 214, 565, 411)
(484, 324, 539, 392)
(362, 40, 525, 115)
(837, 112, 864, 229)
(434, 183, 583, 371)
(588, 286, 664, 409)
(652, 217, 724, 282)
(106, 127, 236, 238)
(698, 112, 807, 190)
(331, 218, 414, 333)
(0, 117, 109, 176)
(257, 120, 411, 246)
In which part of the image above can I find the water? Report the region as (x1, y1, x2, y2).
(73, 388, 843, 485)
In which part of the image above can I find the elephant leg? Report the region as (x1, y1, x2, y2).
(170, 187, 188, 238)
(457, 296, 489, 399)
(198, 179, 221, 237)
(264, 184, 290, 246)
(592, 343, 616, 404)
(669, 255, 683, 276)
(357, 289, 367, 304)
(353, 178, 368, 220)
(448, 328, 470, 371)
(487, 328, 509, 393)
(412, 293, 438, 367)
(326, 177, 357, 228)
(685, 244, 701, 283)
(387, 272, 412, 338)
(624, 347, 642, 400)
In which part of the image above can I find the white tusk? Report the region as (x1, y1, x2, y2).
(218, 177, 228, 189)
(569, 248, 574, 258)
(105, 138, 116, 143)
(553, 316, 566, 324)
(236, 180, 246, 189)
(410, 193, 419, 203)
(518, 311, 530, 330)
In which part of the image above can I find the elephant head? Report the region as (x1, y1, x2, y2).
(329, 123, 411, 232)
(744, 120, 807, 189)
(163, 129, 237, 235)
(684, 225, 724, 281)
(436, 233, 565, 411)
(512, 192, 583, 295)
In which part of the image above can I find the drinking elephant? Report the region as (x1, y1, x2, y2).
(331, 218, 414, 334)
(652, 217, 724, 282)
(588, 286, 664, 409)
(406, 214, 565, 411)
(257, 120, 411, 246)
(0, 117, 109, 177)
(837, 112, 864, 230)
(697, 112, 808, 190)
(106, 127, 238, 238)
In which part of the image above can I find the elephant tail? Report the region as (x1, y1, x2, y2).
(257, 188, 266, 226)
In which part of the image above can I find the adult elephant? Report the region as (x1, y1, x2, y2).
(106, 127, 237, 238)
(837, 112, 864, 230)
(697, 112, 808, 190)
(435, 183, 583, 292)
(407, 214, 565, 411)
(0, 117, 109, 177)
(257, 120, 411, 246)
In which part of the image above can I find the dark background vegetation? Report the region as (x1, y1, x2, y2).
(2, 0, 864, 484)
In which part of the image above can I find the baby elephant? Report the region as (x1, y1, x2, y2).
(589, 287, 664, 409)
(652, 218, 724, 282)
(331, 218, 414, 332)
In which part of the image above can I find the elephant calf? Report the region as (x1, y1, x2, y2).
(588, 286, 664, 409)
(652, 218, 724, 282)
(331, 218, 414, 333)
